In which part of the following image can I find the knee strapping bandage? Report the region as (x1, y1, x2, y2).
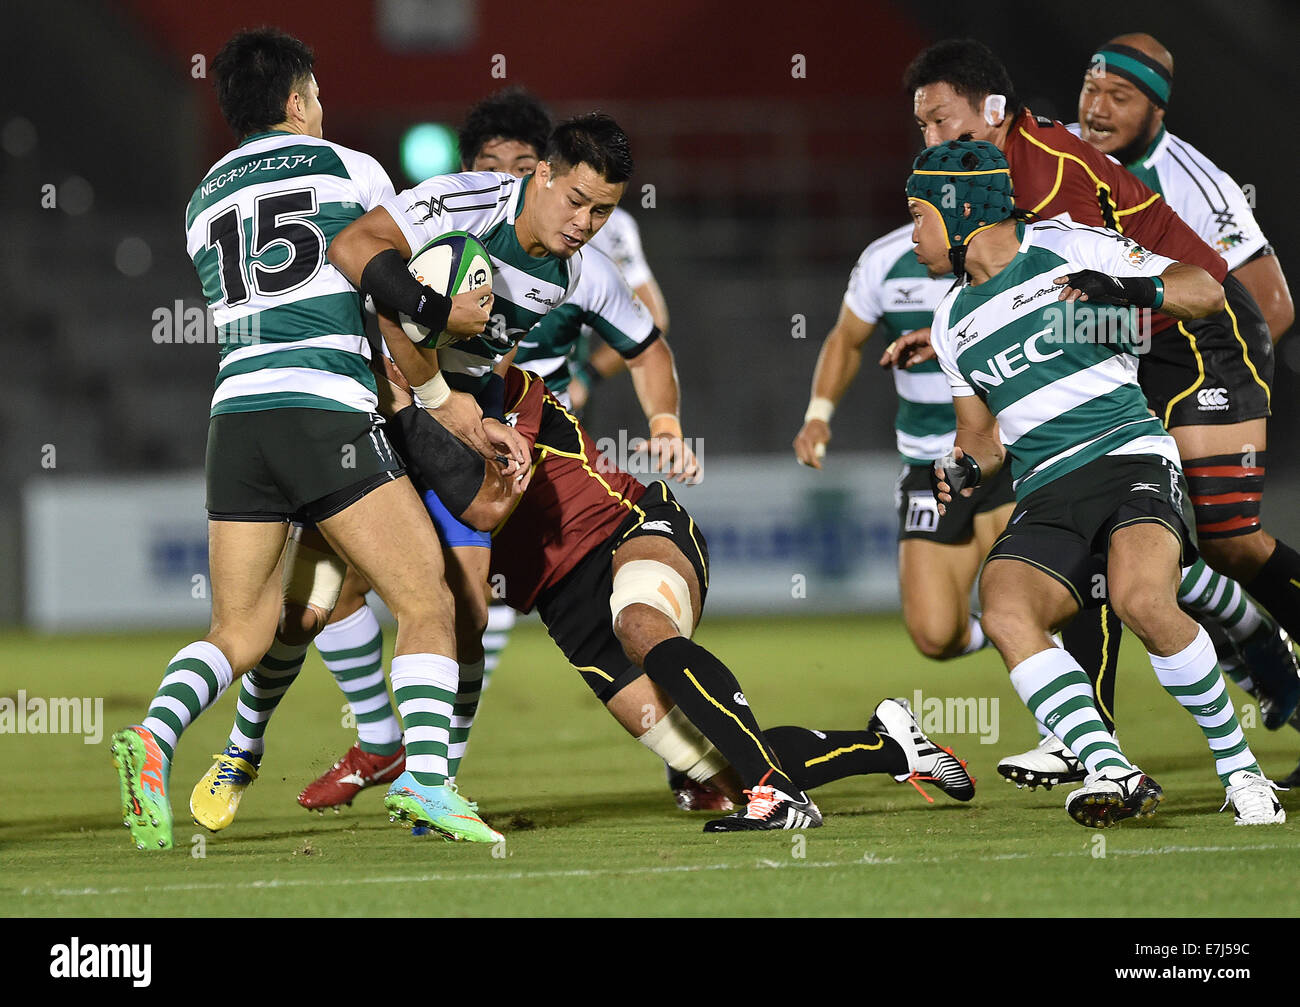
(610, 560, 694, 638)
(282, 538, 347, 613)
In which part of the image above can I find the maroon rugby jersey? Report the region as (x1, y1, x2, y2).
(1003, 109, 1227, 338)
(490, 366, 648, 611)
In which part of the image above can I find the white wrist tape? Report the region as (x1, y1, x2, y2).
(610, 559, 695, 638)
(804, 397, 834, 424)
(637, 705, 730, 783)
(412, 372, 451, 409)
(282, 538, 347, 614)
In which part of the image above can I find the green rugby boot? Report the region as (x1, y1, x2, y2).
(384, 771, 502, 843)
(110, 726, 173, 850)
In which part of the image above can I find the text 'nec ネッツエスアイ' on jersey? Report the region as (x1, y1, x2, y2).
(514, 243, 658, 394)
(185, 131, 395, 416)
(1003, 110, 1227, 340)
(381, 171, 582, 390)
(931, 220, 1181, 497)
(1067, 123, 1270, 271)
(843, 224, 957, 463)
(489, 367, 648, 612)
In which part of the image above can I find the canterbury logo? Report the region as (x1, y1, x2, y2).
(733, 691, 749, 707)
(641, 520, 673, 533)
(1197, 387, 1229, 409)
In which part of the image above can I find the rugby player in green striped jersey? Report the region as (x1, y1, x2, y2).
(916, 140, 1284, 827)
(111, 28, 502, 850)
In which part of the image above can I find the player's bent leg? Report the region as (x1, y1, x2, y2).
(317, 477, 496, 841)
(302, 569, 407, 812)
(898, 536, 985, 659)
(193, 525, 349, 830)
(980, 557, 1158, 828)
(114, 518, 289, 851)
(610, 535, 820, 832)
(1108, 523, 1282, 822)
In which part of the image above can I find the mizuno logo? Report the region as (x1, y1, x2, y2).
(1130, 482, 1160, 493)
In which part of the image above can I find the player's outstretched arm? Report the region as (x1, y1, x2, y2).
(626, 338, 700, 484)
(794, 303, 874, 468)
(1054, 262, 1224, 321)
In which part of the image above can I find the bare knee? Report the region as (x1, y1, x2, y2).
(614, 604, 678, 668)
(978, 604, 1039, 658)
(906, 617, 969, 661)
(279, 602, 327, 647)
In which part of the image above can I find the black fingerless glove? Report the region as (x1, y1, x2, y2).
(931, 450, 981, 497)
(1061, 270, 1164, 309)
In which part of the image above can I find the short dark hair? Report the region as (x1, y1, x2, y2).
(212, 28, 315, 138)
(544, 113, 633, 184)
(458, 87, 553, 168)
(903, 39, 1023, 119)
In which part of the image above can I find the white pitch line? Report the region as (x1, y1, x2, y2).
(14, 841, 1298, 899)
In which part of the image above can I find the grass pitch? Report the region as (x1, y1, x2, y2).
(4, 614, 1299, 917)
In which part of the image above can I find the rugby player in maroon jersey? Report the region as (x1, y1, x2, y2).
(389, 364, 977, 831)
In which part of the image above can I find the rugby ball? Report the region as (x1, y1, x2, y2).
(400, 231, 493, 349)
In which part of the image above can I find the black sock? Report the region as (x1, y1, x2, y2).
(1060, 604, 1122, 734)
(765, 726, 907, 791)
(642, 637, 800, 795)
(1245, 540, 1300, 640)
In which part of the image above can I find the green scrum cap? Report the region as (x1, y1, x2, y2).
(906, 140, 1015, 276)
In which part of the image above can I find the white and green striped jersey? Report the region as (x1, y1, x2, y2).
(587, 206, 652, 290)
(381, 171, 581, 390)
(514, 244, 657, 393)
(843, 224, 957, 464)
(185, 131, 394, 417)
(1068, 124, 1268, 271)
(931, 219, 1180, 497)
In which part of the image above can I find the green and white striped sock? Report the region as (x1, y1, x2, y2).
(390, 653, 459, 785)
(482, 601, 515, 689)
(1149, 626, 1260, 786)
(1178, 559, 1268, 687)
(1009, 647, 1131, 774)
(1179, 560, 1263, 643)
(317, 605, 401, 756)
(446, 659, 484, 779)
(141, 641, 234, 762)
(227, 637, 308, 756)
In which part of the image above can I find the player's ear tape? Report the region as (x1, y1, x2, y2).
(393, 404, 486, 516)
(282, 537, 347, 614)
(637, 705, 730, 783)
(931, 450, 981, 498)
(610, 559, 695, 639)
(982, 94, 1006, 126)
